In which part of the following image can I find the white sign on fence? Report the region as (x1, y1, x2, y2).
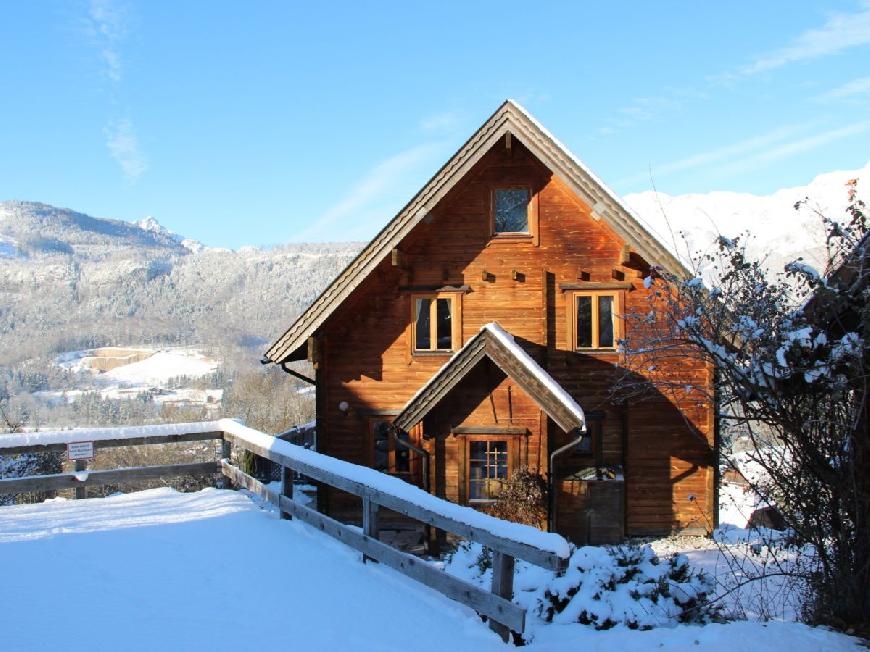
(67, 441, 95, 461)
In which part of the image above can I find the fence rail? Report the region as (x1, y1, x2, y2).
(0, 419, 570, 641)
(0, 428, 224, 498)
(0, 461, 219, 494)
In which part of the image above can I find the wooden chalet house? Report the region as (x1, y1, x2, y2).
(264, 101, 716, 543)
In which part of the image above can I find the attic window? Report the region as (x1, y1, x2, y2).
(493, 188, 531, 234)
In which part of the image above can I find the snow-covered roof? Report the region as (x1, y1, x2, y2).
(264, 99, 688, 364)
(484, 323, 586, 425)
(393, 322, 586, 434)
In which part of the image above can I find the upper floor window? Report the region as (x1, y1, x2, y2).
(412, 293, 461, 353)
(570, 291, 620, 350)
(493, 188, 531, 234)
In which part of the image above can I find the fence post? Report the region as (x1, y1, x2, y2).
(219, 437, 233, 489)
(74, 460, 87, 500)
(281, 466, 294, 520)
(362, 495, 380, 563)
(489, 550, 516, 642)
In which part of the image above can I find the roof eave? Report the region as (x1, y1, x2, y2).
(264, 100, 690, 364)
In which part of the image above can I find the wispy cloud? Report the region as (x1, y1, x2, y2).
(615, 122, 815, 187)
(420, 111, 462, 133)
(84, 0, 148, 183)
(598, 95, 681, 136)
(733, 3, 870, 77)
(296, 142, 445, 241)
(717, 121, 870, 176)
(598, 93, 691, 136)
(813, 75, 870, 102)
(617, 120, 868, 189)
(87, 0, 127, 83)
(105, 119, 147, 182)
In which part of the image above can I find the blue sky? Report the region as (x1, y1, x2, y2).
(1, 1, 869, 248)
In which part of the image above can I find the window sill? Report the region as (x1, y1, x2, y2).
(573, 348, 620, 355)
(412, 350, 454, 357)
(488, 234, 533, 243)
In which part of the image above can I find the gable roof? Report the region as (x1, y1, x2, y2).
(393, 322, 586, 434)
(264, 100, 689, 364)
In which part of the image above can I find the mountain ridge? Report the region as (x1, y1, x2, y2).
(1, 161, 866, 368)
(623, 160, 870, 274)
(0, 200, 362, 367)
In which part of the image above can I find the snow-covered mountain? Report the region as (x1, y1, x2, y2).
(624, 161, 870, 275)
(0, 200, 362, 366)
(136, 216, 204, 253)
(0, 233, 18, 259)
(1, 161, 866, 365)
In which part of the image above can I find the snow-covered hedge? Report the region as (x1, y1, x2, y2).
(444, 542, 720, 634)
(541, 545, 720, 630)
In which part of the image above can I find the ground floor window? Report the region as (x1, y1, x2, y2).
(467, 439, 510, 502)
(369, 418, 420, 484)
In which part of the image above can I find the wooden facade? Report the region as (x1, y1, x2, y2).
(266, 101, 717, 540)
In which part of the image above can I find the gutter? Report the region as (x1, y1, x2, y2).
(269, 359, 316, 385)
(548, 427, 587, 533)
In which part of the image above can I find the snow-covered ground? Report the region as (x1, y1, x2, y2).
(0, 488, 860, 651)
(59, 347, 218, 384)
(35, 347, 222, 411)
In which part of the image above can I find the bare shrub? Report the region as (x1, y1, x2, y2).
(617, 187, 869, 634)
(484, 467, 548, 529)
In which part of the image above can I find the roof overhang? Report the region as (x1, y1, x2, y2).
(393, 322, 586, 434)
(265, 99, 690, 364)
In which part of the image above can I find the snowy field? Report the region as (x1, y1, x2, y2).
(34, 347, 222, 411)
(0, 488, 860, 652)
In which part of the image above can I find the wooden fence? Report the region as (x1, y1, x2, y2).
(0, 429, 223, 499)
(0, 420, 570, 641)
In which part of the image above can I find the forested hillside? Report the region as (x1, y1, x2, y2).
(0, 201, 360, 366)
(0, 201, 360, 429)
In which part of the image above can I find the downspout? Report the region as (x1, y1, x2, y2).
(548, 427, 587, 533)
(389, 425, 430, 493)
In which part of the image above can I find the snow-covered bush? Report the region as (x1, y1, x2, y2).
(541, 545, 719, 630)
(444, 541, 720, 636)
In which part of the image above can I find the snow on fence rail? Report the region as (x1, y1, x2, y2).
(0, 421, 224, 496)
(0, 418, 571, 640)
(0, 420, 225, 452)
